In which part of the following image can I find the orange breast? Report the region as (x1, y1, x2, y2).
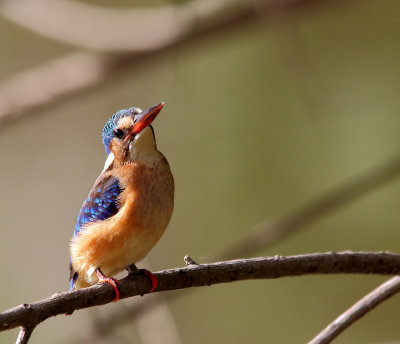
(70, 157, 174, 288)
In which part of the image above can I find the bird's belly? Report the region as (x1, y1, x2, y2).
(100, 219, 168, 277)
(70, 162, 174, 286)
(71, 204, 172, 285)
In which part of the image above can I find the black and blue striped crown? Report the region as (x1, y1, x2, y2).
(101, 107, 141, 154)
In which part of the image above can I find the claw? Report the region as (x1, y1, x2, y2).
(96, 268, 120, 302)
(140, 269, 158, 292)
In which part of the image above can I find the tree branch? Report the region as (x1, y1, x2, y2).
(308, 275, 400, 344)
(0, 0, 337, 52)
(0, 52, 125, 125)
(16, 326, 35, 344)
(1, 251, 400, 335)
(219, 154, 400, 259)
(78, 153, 400, 339)
(0, 0, 343, 125)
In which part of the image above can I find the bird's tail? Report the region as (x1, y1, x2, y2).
(69, 260, 78, 291)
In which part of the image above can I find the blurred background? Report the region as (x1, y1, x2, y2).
(1, 0, 400, 343)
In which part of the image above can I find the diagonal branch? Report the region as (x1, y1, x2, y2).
(0, 0, 344, 125)
(308, 275, 400, 344)
(16, 326, 35, 344)
(1, 251, 400, 336)
(0, 52, 125, 125)
(0, 0, 338, 52)
(219, 154, 400, 259)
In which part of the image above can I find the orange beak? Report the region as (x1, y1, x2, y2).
(126, 102, 164, 140)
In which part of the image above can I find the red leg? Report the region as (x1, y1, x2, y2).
(139, 269, 158, 293)
(96, 268, 120, 302)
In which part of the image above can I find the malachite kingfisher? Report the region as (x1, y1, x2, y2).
(69, 102, 174, 301)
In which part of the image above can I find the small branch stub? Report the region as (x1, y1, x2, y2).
(184, 255, 199, 266)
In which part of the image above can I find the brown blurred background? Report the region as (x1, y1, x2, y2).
(1, 0, 400, 343)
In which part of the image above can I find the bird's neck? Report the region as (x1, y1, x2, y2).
(104, 127, 162, 171)
(128, 128, 161, 166)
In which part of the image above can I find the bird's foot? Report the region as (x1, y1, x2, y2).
(127, 266, 158, 293)
(96, 268, 120, 302)
(126, 263, 139, 274)
(140, 269, 158, 293)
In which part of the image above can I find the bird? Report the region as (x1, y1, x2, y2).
(69, 102, 174, 302)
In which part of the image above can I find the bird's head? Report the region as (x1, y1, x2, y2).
(101, 102, 164, 167)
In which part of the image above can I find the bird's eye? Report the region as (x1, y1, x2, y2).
(113, 129, 124, 139)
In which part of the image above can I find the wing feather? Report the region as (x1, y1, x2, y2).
(74, 174, 122, 236)
(70, 173, 122, 289)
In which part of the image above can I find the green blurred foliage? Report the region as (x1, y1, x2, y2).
(1, 0, 400, 343)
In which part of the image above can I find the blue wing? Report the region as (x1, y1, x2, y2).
(70, 173, 122, 290)
(74, 174, 122, 236)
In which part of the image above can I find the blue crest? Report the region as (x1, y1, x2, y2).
(101, 107, 141, 154)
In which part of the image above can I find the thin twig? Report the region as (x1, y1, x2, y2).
(1, 251, 400, 336)
(16, 326, 35, 344)
(308, 276, 400, 344)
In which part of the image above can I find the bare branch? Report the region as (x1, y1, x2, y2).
(1, 251, 400, 335)
(0, 52, 126, 125)
(16, 326, 35, 344)
(0, 0, 342, 124)
(308, 276, 400, 344)
(1, 0, 235, 52)
(80, 154, 400, 339)
(0, 0, 336, 52)
(219, 154, 400, 259)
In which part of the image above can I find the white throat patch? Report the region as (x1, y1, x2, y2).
(128, 127, 160, 165)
